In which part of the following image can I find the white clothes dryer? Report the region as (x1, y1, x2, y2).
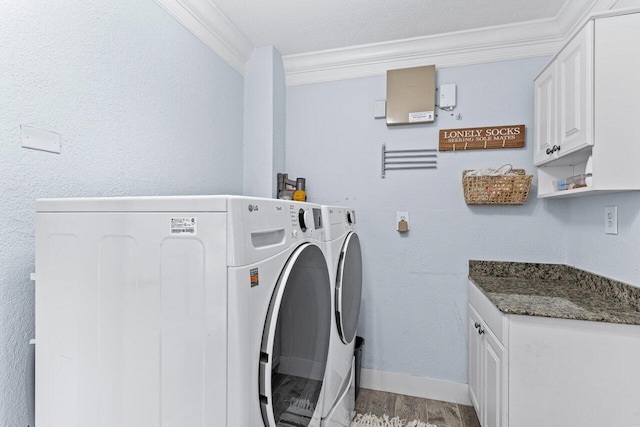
(35, 195, 332, 427)
(228, 199, 331, 427)
(319, 205, 363, 427)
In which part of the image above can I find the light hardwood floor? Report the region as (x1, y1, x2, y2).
(355, 388, 481, 427)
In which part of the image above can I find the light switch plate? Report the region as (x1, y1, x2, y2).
(440, 84, 457, 109)
(374, 100, 386, 119)
(21, 125, 61, 153)
(605, 206, 617, 235)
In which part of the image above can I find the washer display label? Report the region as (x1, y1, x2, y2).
(170, 217, 197, 235)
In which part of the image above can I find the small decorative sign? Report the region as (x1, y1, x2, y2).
(439, 124, 525, 151)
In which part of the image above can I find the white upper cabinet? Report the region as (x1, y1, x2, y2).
(533, 21, 593, 165)
(534, 21, 593, 167)
(533, 64, 558, 165)
(556, 22, 593, 156)
(533, 11, 640, 198)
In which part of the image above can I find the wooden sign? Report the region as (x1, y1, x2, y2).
(439, 124, 525, 151)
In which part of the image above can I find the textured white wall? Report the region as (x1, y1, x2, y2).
(286, 58, 568, 384)
(243, 46, 286, 198)
(0, 1, 243, 425)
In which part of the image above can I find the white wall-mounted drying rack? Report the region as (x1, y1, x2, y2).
(381, 144, 437, 178)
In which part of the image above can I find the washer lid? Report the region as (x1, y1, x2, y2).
(336, 232, 362, 345)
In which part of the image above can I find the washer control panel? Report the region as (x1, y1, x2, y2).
(289, 204, 321, 238)
(227, 197, 326, 266)
(289, 205, 300, 229)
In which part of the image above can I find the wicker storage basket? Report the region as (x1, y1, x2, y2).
(463, 169, 532, 205)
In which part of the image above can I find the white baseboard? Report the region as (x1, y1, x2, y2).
(360, 369, 471, 406)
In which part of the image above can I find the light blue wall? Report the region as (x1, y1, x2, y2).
(286, 58, 569, 383)
(243, 46, 286, 198)
(0, 1, 243, 424)
(566, 194, 640, 285)
(273, 49, 286, 190)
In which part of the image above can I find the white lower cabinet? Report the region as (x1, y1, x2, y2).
(468, 280, 640, 427)
(467, 308, 481, 412)
(481, 328, 505, 427)
(468, 291, 507, 427)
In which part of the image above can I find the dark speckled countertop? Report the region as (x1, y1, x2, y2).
(469, 260, 640, 325)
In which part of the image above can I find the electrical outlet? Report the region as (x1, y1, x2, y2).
(605, 206, 617, 235)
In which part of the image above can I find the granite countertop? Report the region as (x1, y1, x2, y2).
(469, 261, 640, 326)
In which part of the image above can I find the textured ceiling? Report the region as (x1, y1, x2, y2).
(211, 0, 569, 55)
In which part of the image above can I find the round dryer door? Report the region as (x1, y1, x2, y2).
(336, 232, 362, 345)
(259, 243, 331, 427)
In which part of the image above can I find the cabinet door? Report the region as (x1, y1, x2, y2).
(468, 306, 482, 414)
(557, 21, 594, 156)
(482, 328, 506, 427)
(594, 13, 640, 191)
(533, 64, 558, 165)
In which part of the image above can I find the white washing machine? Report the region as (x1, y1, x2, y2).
(35, 195, 333, 427)
(319, 205, 363, 427)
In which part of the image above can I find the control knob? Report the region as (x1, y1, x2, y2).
(298, 208, 310, 232)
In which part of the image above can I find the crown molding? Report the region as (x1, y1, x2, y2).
(155, 0, 618, 83)
(282, 27, 562, 87)
(282, 0, 616, 86)
(558, 0, 618, 41)
(154, 0, 253, 74)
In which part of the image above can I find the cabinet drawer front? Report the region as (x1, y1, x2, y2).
(469, 281, 506, 346)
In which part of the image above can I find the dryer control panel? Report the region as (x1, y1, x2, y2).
(321, 205, 357, 241)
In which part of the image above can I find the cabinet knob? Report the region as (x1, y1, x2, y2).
(474, 322, 480, 329)
(546, 148, 552, 155)
(478, 327, 485, 335)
